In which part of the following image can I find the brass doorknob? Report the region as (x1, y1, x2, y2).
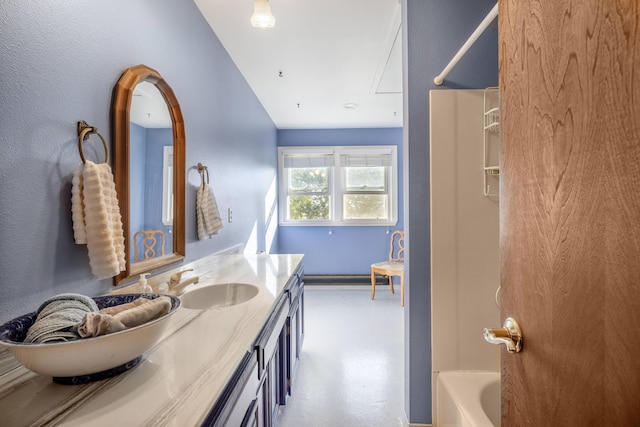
(483, 317, 523, 353)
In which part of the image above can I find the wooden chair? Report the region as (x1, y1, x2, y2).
(371, 230, 405, 306)
(133, 229, 165, 262)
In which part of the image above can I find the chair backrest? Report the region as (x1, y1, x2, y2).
(389, 230, 404, 262)
(133, 229, 165, 262)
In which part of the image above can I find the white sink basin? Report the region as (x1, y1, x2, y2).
(180, 283, 259, 310)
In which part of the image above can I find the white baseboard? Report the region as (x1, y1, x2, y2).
(214, 243, 244, 255)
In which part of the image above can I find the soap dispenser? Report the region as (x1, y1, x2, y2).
(139, 273, 152, 293)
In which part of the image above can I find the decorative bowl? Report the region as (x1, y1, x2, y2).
(0, 293, 180, 383)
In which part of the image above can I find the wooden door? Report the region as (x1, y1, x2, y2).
(499, 1, 640, 425)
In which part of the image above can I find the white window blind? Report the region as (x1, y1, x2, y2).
(339, 153, 393, 167)
(283, 154, 334, 168)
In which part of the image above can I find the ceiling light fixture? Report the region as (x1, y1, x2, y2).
(343, 103, 359, 110)
(251, 0, 276, 28)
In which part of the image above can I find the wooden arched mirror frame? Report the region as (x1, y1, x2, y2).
(112, 64, 185, 286)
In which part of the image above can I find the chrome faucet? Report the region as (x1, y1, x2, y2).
(168, 269, 200, 296)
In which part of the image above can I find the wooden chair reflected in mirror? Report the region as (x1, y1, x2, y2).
(133, 229, 165, 262)
(371, 230, 405, 306)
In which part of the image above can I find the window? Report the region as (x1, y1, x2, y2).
(162, 146, 173, 226)
(278, 146, 398, 226)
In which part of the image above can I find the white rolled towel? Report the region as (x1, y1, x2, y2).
(77, 296, 172, 338)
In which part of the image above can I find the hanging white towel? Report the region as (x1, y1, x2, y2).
(71, 167, 87, 244)
(196, 181, 223, 240)
(71, 160, 126, 279)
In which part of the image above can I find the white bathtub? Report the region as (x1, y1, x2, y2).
(436, 371, 500, 427)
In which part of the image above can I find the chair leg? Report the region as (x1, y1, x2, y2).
(388, 275, 395, 294)
(400, 274, 405, 306)
(371, 270, 376, 300)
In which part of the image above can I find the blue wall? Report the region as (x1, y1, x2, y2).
(0, 1, 499, 424)
(129, 125, 174, 260)
(130, 123, 147, 241)
(277, 128, 403, 275)
(144, 128, 173, 257)
(129, 124, 174, 261)
(0, 0, 277, 323)
(403, 0, 498, 424)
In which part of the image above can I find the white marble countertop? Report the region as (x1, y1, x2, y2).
(0, 253, 303, 427)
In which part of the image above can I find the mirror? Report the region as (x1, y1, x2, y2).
(112, 64, 185, 286)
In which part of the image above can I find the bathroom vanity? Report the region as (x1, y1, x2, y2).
(201, 255, 305, 427)
(0, 253, 304, 426)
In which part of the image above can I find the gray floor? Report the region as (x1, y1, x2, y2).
(276, 285, 405, 427)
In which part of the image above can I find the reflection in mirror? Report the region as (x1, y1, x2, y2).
(112, 65, 185, 286)
(129, 82, 173, 263)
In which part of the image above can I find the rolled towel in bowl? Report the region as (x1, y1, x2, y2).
(24, 294, 99, 344)
(97, 297, 151, 316)
(78, 296, 172, 338)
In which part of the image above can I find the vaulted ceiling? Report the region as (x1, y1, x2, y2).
(193, 0, 403, 129)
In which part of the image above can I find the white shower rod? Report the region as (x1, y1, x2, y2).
(433, 3, 498, 86)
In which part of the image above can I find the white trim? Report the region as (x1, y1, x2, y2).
(278, 145, 398, 226)
(161, 146, 174, 226)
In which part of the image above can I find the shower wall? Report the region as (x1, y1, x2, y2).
(429, 89, 501, 378)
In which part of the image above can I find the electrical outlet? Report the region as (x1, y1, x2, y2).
(228, 207, 233, 223)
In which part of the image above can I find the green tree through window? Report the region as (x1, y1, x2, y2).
(288, 168, 330, 220)
(289, 195, 330, 219)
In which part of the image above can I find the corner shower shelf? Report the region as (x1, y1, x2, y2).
(483, 107, 500, 133)
(484, 166, 500, 175)
(483, 88, 501, 197)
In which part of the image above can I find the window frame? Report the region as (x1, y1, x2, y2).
(278, 145, 398, 226)
(161, 145, 174, 226)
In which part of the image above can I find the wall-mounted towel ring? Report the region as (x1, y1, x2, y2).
(77, 120, 109, 164)
(197, 162, 209, 185)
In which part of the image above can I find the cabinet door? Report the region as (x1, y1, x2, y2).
(286, 295, 300, 396)
(297, 287, 304, 354)
(241, 399, 258, 427)
(202, 353, 258, 427)
(256, 377, 267, 427)
(253, 330, 285, 427)
(266, 343, 280, 426)
(277, 325, 288, 404)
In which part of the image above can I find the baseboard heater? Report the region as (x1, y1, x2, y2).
(304, 275, 387, 286)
